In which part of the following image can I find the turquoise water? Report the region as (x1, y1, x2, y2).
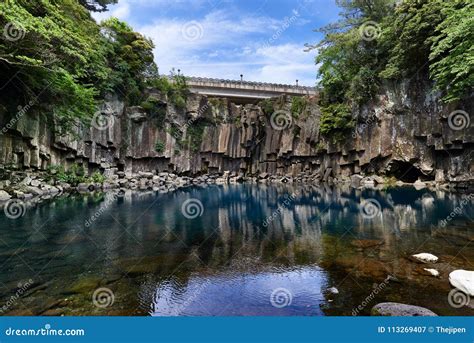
(0, 184, 473, 316)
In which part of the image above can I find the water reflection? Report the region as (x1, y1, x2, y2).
(0, 184, 472, 316)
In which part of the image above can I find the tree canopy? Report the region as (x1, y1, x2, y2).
(309, 0, 473, 137)
(0, 0, 156, 129)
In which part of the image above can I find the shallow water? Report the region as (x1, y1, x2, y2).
(0, 184, 473, 316)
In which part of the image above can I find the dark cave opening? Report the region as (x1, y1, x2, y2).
(387, 161, 431, 183)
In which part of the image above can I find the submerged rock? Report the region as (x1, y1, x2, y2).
(411, 253, 438, 264)
(66, 276, 102, 294)
(423, 268, 440, 277)
(371, 302, 437, 316)
(449, 270, 474, 296)
(350, 239, 384, 249)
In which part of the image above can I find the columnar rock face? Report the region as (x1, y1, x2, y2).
(0, 81, 472, 185)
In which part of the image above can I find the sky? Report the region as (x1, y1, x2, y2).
(92, 0, 341, 86)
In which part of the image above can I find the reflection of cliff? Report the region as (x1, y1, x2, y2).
(102, 184, 473, 267)
(1, 81, 472, 184)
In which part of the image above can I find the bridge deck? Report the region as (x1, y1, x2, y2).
(171, 76, 318, 103)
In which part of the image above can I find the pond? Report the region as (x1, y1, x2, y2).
(0, 184, 473, 316)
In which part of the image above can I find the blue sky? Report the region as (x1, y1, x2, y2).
(93, 0, 341, 86)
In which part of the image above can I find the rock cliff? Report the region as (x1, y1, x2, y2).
(0, 80, 472, 188)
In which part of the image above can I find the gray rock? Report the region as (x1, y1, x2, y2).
(350, 174, 363, 187)
(449, 270, 474, 296)
(26, 186, 43, 196)
(323, 168, 332, 182)
(138, 171, 154, 179)
(126, 106, 147, 122)
(30, 179, 42, 187)
(371, 302, 437, 316)
(0, 190, 11, 201)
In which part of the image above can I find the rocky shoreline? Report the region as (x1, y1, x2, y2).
(0, 168, 472, 205)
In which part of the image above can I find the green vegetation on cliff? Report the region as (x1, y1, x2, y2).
(0, 0, 156, 129)
(310, 0, 473, 137)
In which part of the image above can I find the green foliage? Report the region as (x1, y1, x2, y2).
(90, 171, 106, 184)
(155, 140, 165, 153)
(290, 97, 307, 118)
(47, 164, 108, 185)
(259, 98, 275, 114)
(319, 103, 354, 141)
(141, 96, 166, 128)
(209, 98, 224, 107)
(185, 121, 207, 152)
(429, 1, 474, 102)
(379, 1, 445, 80)
(166, 123, 183, 144)
(312, 0, 473, 106)
(149, 73, 188, 108)
(46, 164, 86, 186)
(100, 18, 157, 105)
(0, 0, 157, 131)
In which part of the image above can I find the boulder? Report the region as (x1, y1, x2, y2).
(351, 239, 384, 249)
(30, 179, 42, 187)
(350, 174, 363, 187)
(0, 190, 11, 201)
(423, 268, 440, 277)
(372, 175, 385, 184)
(449, 270, 474, 296)
(371, 302, 437, 316)
(411, 253, 438, 263)
(26, 186, 43, 196)
(138, 171, 154, 179)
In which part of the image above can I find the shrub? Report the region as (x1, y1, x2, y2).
(319, 103, 354, 141)
(155, 140, 165, 153)
(290, 97, 307, 118)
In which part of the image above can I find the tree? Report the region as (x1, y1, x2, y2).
(79, 0, 118, 12)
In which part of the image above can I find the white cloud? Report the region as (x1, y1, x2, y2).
(91, 1, 130, 22)
(93, 5, 317, 86)
(136, 11, 316, 85)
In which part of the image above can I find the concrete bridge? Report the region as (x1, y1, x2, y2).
(178, 76, 317, 104)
